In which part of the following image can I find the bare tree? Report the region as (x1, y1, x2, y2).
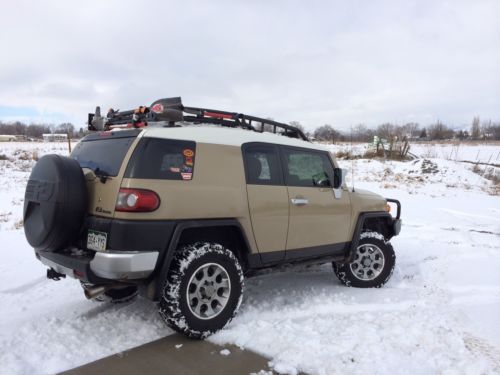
(289, 121, 305, 133)
(428, 121, 454, 140)
(313, 124, 340, 143)
(352, 124, 374, 142)
(471, 116, 481, 139)
(402, 122, 420, 138)
(376, 123, 395, 140)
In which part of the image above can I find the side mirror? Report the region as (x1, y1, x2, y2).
(333, 168, 346, 188)
(333, 168, 347, 199)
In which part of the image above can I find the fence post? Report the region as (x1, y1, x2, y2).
(67, 131, 72, 154)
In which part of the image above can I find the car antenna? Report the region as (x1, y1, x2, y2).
(350, 125, 355, 192)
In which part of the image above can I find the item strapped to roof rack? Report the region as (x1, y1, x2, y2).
(88, 97, 309, 141)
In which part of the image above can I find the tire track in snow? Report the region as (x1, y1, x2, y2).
(463, 333, 500, 372)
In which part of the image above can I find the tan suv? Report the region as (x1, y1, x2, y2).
(23, 97, 401, 339)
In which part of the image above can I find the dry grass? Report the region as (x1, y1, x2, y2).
(0, 212, 12, 222)
(361, 149, 412, 161)
(15, 150, 39, 161)
(334, 150, 353, 160)
(417, 140, 500, 146)
(471, 163, 500, 195)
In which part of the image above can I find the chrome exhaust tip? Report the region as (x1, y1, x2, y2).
(84, 285, 108, 300)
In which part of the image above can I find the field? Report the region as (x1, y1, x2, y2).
(331, 141, 500, 163)
(0, 141, 499, 375)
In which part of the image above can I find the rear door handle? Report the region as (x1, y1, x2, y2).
(291, 198, 309, 206)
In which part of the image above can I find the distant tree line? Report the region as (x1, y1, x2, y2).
(1, 117, 499, 143)
(290, 117, 500, 143)
(0, 121, 87, 139)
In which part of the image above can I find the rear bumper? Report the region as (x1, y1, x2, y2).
(37, 249, 158, 283)
(36, 216, 176, 284)
(91, 251, 158, 279)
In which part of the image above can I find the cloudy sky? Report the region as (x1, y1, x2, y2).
(0, 0, 499, 131)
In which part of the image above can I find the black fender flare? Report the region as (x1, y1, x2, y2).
(345, 212, 399, 263)
(153, 219, 252, 300)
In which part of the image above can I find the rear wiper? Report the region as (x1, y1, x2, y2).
(94, 167, 109, 183)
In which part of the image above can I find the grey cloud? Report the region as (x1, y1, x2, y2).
(0, 0, 498, 129)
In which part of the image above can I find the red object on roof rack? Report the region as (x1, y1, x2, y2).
(88, 97, 308, 141)
(203, 111, 234, 120)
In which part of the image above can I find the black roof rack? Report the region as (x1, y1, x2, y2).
(88, 97, 308, 141)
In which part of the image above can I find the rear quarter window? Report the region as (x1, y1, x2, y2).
(125, 138, 196, 180)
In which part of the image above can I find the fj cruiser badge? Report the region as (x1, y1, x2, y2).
(95, 206, 111, 214)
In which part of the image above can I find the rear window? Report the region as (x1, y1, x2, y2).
(125, 138, 196, 180)
(71, 136, 136, 177)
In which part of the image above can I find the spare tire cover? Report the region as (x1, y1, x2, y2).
(24, 154, 87, 252)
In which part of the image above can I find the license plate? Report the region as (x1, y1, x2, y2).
(87, 231, 107, 252)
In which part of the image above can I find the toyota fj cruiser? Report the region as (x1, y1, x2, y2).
(24, 97, 401, 338)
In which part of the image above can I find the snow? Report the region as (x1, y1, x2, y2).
(1, 141, 499, 375)
(144, 125, 322, 150)
(410, 143, 500, 164)
(219, 348, 231, 356)
(328, 141, 500, 165)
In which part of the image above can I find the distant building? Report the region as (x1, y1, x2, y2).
(0, 135, 17, 142)
(43, 133, 68, 142)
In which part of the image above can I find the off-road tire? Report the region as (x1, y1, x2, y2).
(159, 242, 244, 339)
(333, 231, 395, 288)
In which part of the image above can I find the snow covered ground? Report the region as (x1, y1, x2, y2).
(410, 142, 500, 164)
(329, 141, 500, 165)
(0, 141, 499, 375)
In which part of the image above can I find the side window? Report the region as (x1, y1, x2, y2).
(125, 138, 196, 180)
(243, 145, 282, 185)
(283, 148, 334, 187)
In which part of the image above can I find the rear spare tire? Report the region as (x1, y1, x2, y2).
(24, 154, 87, 252)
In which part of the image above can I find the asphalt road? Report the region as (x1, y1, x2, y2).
(61, 334, 272, 375)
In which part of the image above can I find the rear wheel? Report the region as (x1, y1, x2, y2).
(333, 231, 395, 288)
(159, 242, 243, 339)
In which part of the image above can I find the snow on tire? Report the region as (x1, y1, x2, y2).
(333, 231, 395, 288)
(159, 242, 244, 339)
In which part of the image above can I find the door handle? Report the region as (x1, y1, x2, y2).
(291, 197, 309, 206)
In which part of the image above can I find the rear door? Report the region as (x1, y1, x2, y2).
(243, 143, 288, 262)
(280, 146, 351, 257)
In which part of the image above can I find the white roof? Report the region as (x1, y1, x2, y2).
(142, 125, 326, 151)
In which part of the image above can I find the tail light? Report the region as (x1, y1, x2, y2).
(116, 188, 160, 212)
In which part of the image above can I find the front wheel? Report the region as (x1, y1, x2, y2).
(333, 231, 395, 288)
(159, 242, 244, 339)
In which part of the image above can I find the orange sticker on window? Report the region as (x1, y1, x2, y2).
(183, 149, 194, 157)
